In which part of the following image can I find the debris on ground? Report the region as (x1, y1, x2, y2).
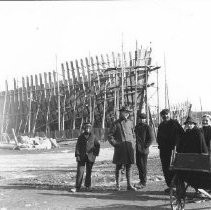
(13, 135, 59, 150)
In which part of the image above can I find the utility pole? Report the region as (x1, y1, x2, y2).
(164, 53, 170, 110)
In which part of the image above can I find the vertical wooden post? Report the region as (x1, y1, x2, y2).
(14, 78, 19, 132)
(101, 54, 106, 69)
(22, 77, 27, 133)
(145, 50, 149, 125)
(30, 75, 35, 135)
(75, 59, 83, 128)
(112, 52, 117, 119)
(112, 52, 116, 68)
(70, 61, 76, 130)
(13, 79, 17, 132)
(53, 71, 57, 96)
(26, 76, 32, 134)
(1, 80, 8, 141)
(66, 62, 72, 94)
(75, 59, 82, 83)
(121, 40, 126, 107)
(46, 72, 52, 133)
(44, 72, 48, 98)
(102, 80, 107, 129)
(81, 59, 88, 122)
(156, 67, 160, 125)
(134, 47, 138, 125)
(128, 51, 134, 108)
(35, 74, 39, 91)
(39, 73, 45, 130)
(61, 63, 67, 131)
(95, 56, 101, 89)
(106, 54, 110, 67)
(22, 77, 26, 102)
(90, 57, 98, 126)
(85, 57, 92, 123)
(57, 63, 61, 132)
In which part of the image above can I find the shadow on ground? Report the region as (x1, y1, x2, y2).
(78, 204, 170, 210)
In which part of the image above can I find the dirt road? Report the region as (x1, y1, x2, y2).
(0, 143, 211, 210)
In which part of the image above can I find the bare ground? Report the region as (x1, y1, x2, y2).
(0, 142, 211, 210)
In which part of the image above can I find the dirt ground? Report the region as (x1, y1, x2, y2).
(0, 141, 211, 210)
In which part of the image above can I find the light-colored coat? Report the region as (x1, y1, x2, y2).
(108, 118, 135, 164)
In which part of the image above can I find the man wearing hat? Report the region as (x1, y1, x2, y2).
(108, 106, 136, 191)
(71, 122, 100, 192)
(134, 111, 155, 189)
(201, 114, 211, 151)
(177, 116, 208, 153)
(157, 109, 184, 193)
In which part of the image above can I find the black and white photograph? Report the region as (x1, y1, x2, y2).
(0, 0, 211, 209)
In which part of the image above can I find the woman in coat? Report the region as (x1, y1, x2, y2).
(177, 116, 208, 154)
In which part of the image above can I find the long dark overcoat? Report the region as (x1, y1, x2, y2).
(108, 118, 135, 164)
(157, 119, 184, 151)
(75, 133, 100, 163)
(135, 122, 155, 154)
(177, 126, 208, 153)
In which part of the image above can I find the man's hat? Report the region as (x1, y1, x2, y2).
(202, 114, 211, 120)
(160, 109, 170, 115)
(184, 116, 196, 125)
(119, 106, 132, 112)
(82, 122, 92, 128)
(137, 111, 147, 119)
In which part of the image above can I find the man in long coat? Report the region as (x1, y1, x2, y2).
(157, 109, 184, 193)
(71, 122, 100, 192)
(134, 112, 155, 188)
(108, 106, 136, 191)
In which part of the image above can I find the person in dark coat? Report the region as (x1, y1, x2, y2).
(71, 122, 100, 192)
(108, 106, 136, 191)
(157, 109, 184, 193)
(134, 112, 155, 189)
(177, 116, 208, 154)
(200, 114, 211, 151)
(177, 116, 208, 197)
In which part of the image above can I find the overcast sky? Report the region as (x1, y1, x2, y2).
(0, 0, 211, 111)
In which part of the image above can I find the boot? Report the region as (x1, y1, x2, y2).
(126, 165, 137, 191)
(115, 167, 121, 191)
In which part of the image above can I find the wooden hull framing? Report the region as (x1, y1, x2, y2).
(0, 48, 160, 140)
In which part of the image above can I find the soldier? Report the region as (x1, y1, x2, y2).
(157, 109, 184, 193)
(108, 106, 137, 191)
(71, 122, 100, 192)
(134, 112, 155, 189)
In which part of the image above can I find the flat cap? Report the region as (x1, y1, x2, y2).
(137, 111, 147, 119)
(184, 116, 196, 125)
(82, 122, 92, 127)
(119, 106, 132, 112)
(160, 109, 170, 115)
(202, 114, 211, 120)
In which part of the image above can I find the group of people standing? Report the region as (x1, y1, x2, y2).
(70, 106, 211, 193)
(157, 109, 211, 193)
